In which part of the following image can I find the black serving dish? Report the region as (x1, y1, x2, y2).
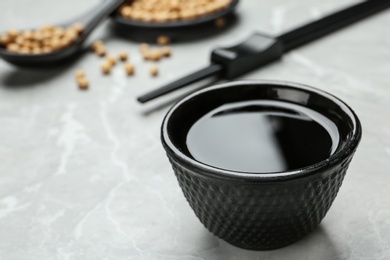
(110, 0, 239, 42)
(161, 80, 362, 250)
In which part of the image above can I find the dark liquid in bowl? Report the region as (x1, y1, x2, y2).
(186, 100, 340, 173)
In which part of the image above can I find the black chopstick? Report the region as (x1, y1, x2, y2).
(137, 1, 390, 103)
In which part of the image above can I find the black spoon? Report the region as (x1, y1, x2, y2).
(0, 0, 125, 67)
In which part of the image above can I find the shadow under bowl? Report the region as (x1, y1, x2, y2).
(161, 80, 362, 250)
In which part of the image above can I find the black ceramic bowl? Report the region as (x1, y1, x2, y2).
(161, 80, 362, 250)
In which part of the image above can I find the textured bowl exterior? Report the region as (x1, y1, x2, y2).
(167, 154, 354, 250)
(162, 80, 362, 250)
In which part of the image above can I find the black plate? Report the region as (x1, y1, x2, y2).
(112, 0, 239, 29)
(110, 0, 240, 42)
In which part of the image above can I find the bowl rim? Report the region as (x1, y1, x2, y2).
(161, 80, 362, 182)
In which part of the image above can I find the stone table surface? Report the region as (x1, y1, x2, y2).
(1, 0, 390, 259)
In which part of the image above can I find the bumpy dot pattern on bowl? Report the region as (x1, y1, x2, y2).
(169, 156, 353, 250)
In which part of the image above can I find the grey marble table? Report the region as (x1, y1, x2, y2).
(1, 0, 390, 259)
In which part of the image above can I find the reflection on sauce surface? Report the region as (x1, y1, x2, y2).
(186, 101, 339, 173)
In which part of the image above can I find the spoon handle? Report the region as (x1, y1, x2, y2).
(76, 0, 125, 41)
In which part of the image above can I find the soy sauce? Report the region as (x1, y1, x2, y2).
(186, 100, 340, 173)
